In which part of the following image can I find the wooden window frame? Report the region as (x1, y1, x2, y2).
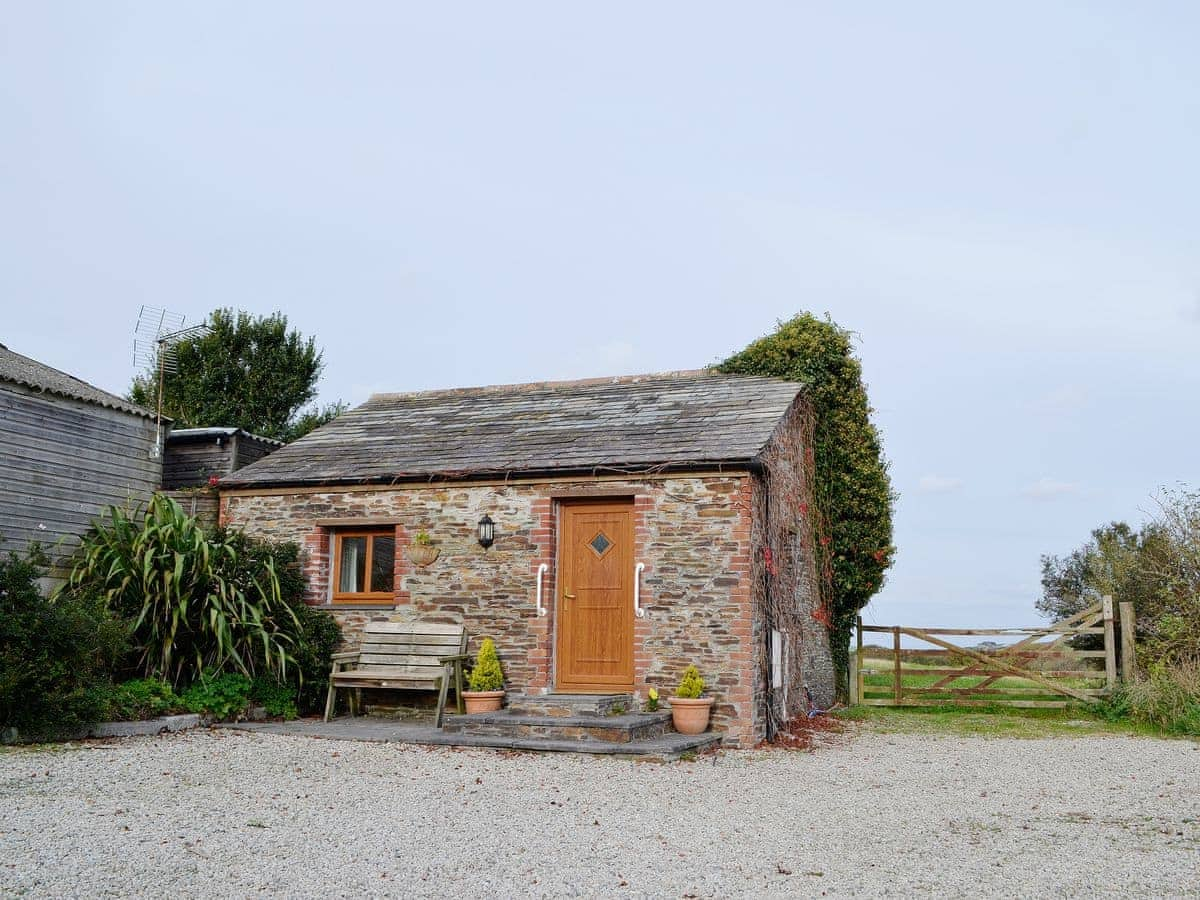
(331, 529, 397, 605)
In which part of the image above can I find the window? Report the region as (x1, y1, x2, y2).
(332, 530, 396, 603)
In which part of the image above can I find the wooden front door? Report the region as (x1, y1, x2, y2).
(556, 499, 635, 692)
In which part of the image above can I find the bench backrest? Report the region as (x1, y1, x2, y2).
(356, 622, 468, 679)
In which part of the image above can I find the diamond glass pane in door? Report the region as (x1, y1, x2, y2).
(588, 531, 612, 557)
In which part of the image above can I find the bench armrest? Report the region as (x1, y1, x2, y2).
(330, 651, 359, 673)
(438, 653, 471, 665)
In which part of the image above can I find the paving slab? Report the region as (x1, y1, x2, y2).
(220, 716, 721, 761)
(89, 714, 202, 738)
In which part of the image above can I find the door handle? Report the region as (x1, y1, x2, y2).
(535, 563, 548, 617)
(564, 591, 576, 600)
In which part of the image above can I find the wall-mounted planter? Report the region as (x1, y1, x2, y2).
(406, 544, 440, 567)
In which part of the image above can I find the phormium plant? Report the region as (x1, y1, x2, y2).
(65, 495, 299, 688)
(212, 530, 341, 714)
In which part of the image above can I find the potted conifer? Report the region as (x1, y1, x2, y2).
(668, 665, 714, 734)
(462, 637, 505, 713)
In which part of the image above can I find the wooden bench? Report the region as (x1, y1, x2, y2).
(323, 622, 469, 727)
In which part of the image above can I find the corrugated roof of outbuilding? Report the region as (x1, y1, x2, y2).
(167, 427, 285, 447)
(221, 369, 804, 488)
(0, 342, 157, 419)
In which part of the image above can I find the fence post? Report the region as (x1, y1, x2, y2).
(854, 619, 864, 710)
(848, 652, 858, 705)
(1102, 595, 1117, 692)
(1118, 601, 1136, 682)
(892, 626, 902, 703)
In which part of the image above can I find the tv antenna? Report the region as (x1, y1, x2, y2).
(133, 305, 211, 458)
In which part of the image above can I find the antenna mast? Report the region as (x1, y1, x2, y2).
(133, 306, 211, 457)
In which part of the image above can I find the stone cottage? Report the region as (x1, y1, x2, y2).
(219, 370, 832, 746)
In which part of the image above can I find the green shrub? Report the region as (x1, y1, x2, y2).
(0, 546, 128, 741)
(467, 638, 504, 692)
(104, 679, 181, 722)
(251, 677, 298, 720)
(720, 314, 896, 697)
(214, 531, 341, 714)
(181, 673, 253, 720)
(65, 495, 300, 688)
(1121, 661, 1200, 736)
(208, 532, 340, 715)
(1039, 488, 1200, 666)
(675, 665, 705, 699)
(1091, 689, 1132, 724)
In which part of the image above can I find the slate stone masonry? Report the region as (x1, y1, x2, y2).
(223, 473, 776, 746)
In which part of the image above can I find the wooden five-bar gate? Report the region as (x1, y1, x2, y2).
(853, 598, 1136, 709)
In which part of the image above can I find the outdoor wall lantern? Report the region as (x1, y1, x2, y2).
(477, 514, 495, 549)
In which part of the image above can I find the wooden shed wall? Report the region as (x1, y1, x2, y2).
(0, 382, 161, 573)
(162, 438, 235, 489)
(234, 434, 277, 471)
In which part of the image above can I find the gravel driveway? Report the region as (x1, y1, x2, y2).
(2, 727, 1197, 898)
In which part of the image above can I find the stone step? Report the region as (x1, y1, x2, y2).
(222, 719, 722, 762)
(504, 693, 634, 718)
(442, 710, 671, 744)
(438, 729, 723, 762)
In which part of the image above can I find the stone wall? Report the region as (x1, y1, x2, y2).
(755, 395, 834, 729)
(221, 473, 763, 745)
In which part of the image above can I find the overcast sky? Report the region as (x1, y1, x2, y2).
(3, 3, 1197, 629)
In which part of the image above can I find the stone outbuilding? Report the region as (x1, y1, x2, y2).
(219, 370, 832, 746)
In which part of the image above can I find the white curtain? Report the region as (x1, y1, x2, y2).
(339, 538, 364, 593)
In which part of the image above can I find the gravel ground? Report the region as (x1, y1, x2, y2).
(2, 727, 1198, 898)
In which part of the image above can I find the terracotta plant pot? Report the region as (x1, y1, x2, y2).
(406, 544, 440, 567)
(462, 690, 505, 714)
(669, 697, 714, 734)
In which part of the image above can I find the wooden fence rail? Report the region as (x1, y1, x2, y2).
(852, 598, 1135, 709)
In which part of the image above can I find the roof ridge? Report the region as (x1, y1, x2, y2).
(366, 368, 762, 402)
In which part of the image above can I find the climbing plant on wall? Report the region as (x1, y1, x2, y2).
(719, 313, 896, 697)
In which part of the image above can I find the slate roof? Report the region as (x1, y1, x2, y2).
(223, 370, 805, 488)
(0, 342, 156, 419)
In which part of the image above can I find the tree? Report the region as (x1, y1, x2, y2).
(1038, 522, 1148, 622)
(719, 314, 896, 696)
(1038, 522, 1149, 650)
(130, 308, 345, 442)
(1039, 488, 1200, 667)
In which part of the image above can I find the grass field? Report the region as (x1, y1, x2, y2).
(833, 703, 1155, 739)
(857, 654, 1106, 705)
